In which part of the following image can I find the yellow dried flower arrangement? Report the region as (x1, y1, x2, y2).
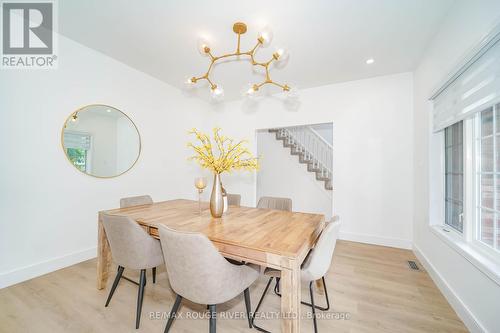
(187, 127, 259, 174)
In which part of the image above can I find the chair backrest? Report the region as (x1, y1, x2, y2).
(227, 193, 241, 207)
(120, 195, 153, 208)
(101, 213, 162, 269)
(257, 196, 292, 211)
(158, 225, 254, 305)
(301, 219, 341, 282)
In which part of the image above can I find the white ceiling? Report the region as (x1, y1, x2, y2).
(58, 0, 454, 100)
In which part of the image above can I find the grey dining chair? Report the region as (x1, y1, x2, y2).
(252, 218, 341, 333)
(102, 213, 164, 329)
(256, 196, 292, 211)
(120, 195, 154, 208)
(158, 225, 260, 333)
(227, 193, 241, 207)
(120, 195, 158, 282)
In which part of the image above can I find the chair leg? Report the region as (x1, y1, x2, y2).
(320, 276, 330, 311)
(164, 295, 182, 333)
(251, 277, 273, 333)
(309, 282, 318, 333)
(274, 277, 280, 295)
(105, 266, 124, 307)
(208, 304, 216, 333)
(275, 276, 330, 311)
(243, 288, 252, 328)
(136, 269, 146, 329)
(153, 267, 157, 284)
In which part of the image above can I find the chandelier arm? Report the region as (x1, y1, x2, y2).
(206, 60, 216, 75)
(246, 42, 261, 58)
(255, 81, 267, 89)
(265, 65, 271, 81)
(253, 61, 268, 67)
(269, 81, 289, 90)
(236, 33, 241, 54)
(205, 76, 217, 89)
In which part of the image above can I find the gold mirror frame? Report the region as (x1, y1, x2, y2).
(61, 104, 142, 179)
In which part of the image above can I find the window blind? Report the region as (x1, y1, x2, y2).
(432, 31, 500, 132)
(64, 132, 91, 150)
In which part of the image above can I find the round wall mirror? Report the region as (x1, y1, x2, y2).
(61, 105, 141, 178)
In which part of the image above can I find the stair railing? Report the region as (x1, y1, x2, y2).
(278, 126, 332, 179)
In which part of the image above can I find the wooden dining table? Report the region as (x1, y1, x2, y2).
(97, 199, 325, 333)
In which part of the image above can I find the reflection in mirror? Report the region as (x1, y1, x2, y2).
(62, 105, 141, 178)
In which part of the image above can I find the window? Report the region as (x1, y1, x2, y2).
(444, 121, 464, 233)
(430, 25, 500, 273)
(66, 148, 88, 172)
(476, 105, 500, 251)
(63, 132, 91, 173)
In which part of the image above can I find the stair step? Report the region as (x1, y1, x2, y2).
(308, 165, 321, 172)
(272, 127, 333, 191)
(299, 156, 312, 164)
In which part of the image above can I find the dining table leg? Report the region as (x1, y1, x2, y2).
(280, 260, 301, 333)
(97, 212, 111, 290)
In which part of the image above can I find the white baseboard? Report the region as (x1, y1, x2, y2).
(0, 247, 97, 289)
(339, 231, 412, 249)
(413, 245, 486, 333)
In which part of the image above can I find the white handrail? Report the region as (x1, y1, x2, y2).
(307, 127, 333, 150)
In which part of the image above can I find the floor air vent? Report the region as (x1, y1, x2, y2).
(408, 260, 420, 271)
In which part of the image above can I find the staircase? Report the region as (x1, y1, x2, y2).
(269, 126, 333, 190)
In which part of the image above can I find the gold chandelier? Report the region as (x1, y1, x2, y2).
(187, 22, 293, 100)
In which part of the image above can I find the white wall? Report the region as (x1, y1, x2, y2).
(206, 72, 414, 249)
(256, 131, 333, 220)
(0, 34, 209, 288)
(413, 1, 500, 332)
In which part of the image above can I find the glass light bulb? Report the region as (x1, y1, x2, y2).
(241, 83, 259, 98)
(183, 76, 197, 89)
(274, 47, 290, 69)
(275, 48, 289, 61)
(284, 85, 299, 99)
(257, 26, 273, 47)
(197, 37, 211, 55)
(210, 85, 224, 101)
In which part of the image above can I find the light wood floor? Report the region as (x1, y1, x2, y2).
(0, 241, 468, 333)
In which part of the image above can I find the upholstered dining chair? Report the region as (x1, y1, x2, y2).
(101, 213, 164, 329)
(256, 196, 292, 211)
(120, 195, 154, 208)
(158, 225, 260, 333)
(227, 193, 241, 207)
(252, 219, 341, 333)
(120, 195, 158, 282)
